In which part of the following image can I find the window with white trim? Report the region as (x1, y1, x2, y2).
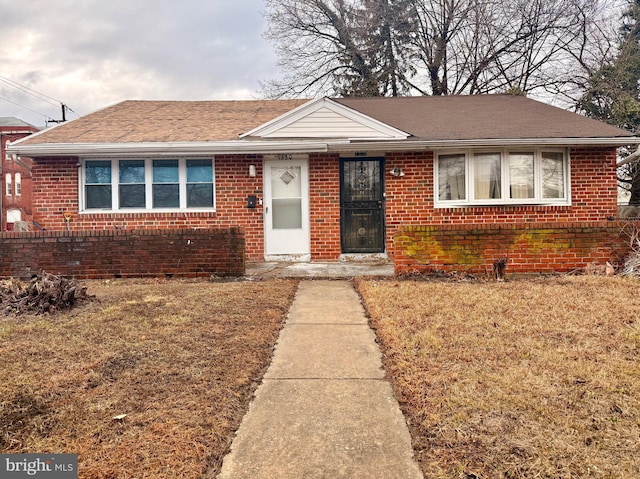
(5, 173, 12, 196)
(15, 173, 21, 196)
(435, 149, 569, 207)
(4, 140, 10, 161)
(81, 158, 215, 211)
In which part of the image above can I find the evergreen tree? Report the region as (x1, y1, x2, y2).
(580, 0, 640, 204)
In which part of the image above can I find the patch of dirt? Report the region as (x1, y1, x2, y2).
(0, 392, 57, 450)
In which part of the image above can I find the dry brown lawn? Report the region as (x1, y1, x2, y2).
(1, 278, 298, 479)
(4, 275, 639, 479)
(355, 276, 640, 479)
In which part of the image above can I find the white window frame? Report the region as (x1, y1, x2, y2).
(79, 157, 216, 212)
(5, 173, 12, 196)
(15, 173, 21, 196)
(4, 140, 11, 161)
(434, 148, 570, 207)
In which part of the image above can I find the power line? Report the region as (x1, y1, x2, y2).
(0, 95, 56, 122)
(0, 74, 61, 107)
(0, 74, 78, 123)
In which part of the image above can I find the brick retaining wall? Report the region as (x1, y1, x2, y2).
(394, 222, 636, 275)
(0, 228, 245, 279)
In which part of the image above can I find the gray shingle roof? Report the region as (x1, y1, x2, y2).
(0, 117, 38, 129)
(335, 95, 633, 140)
(14, 95, 634, 147)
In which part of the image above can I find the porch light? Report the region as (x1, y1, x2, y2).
(390, 166, 404, 177)
(249, 164, 256, 177)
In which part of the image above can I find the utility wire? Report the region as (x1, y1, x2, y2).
(0, 74, 78, 122)
(0, 74, 61, 107)
(0, 94, 55, 122)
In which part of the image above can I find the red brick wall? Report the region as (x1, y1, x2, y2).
(393, 222, 633, 275)
(29, 147, 621, 269)
(309, 153, 341, 259)
(382, 147, 622, 271)
(1, 132, 35, 230)
(31, 156, 267, 259)
(0, 228, 245, 279)
(384, 147, 618, 228)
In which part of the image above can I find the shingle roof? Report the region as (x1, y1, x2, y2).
(0, 117, 38, 129)
(14, 95, 633, 147)
(17, 99, 309, 145)
(335, 95, 633, 140)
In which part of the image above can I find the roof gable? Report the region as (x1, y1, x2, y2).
(241, 97, 409, 140)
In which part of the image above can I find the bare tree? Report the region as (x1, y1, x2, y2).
(262, 0, 414, 97)
(263, 0, 616, 99)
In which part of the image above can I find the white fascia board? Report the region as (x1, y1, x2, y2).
(6, 140, 334, 158)
(1, 130, 36, 136)
(9, 136, 639, 158)
(328, 136, 640, 152)
(240, 97, 410, 140)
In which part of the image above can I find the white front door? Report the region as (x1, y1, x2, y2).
(264, 157, 310, 259)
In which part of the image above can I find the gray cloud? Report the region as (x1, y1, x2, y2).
(0, 0, 279, 127)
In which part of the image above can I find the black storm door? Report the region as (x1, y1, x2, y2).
(340, 158, 385, 253)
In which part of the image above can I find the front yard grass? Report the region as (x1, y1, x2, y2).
(3, 275, 639, 478)
(356, 276, 640, 479)
(0, 278, 298, 479)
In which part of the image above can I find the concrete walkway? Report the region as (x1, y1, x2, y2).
(217, 280, 423, 479)
(246, 261, 395, 279)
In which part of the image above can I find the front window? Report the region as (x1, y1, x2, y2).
(81, 158, 215, 211)
(119, 160, 145, 208)
(187, 159, 214, 207)
(152, 160, 180, 208)
(435, 149, 569, 207)
(85, 161, 112, 208)
(438, 154, 466, 201)
(15, 173, 21, 196)
(509, 152, 535, 199)
(5, 173, 12, 196)
(541, 152, 565, 199)
(474, 152, 501, 200)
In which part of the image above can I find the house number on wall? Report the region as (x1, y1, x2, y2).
(265, 154, 308, 162)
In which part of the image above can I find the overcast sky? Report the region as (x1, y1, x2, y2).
(0, 0, 280, 127)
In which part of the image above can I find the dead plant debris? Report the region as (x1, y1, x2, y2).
(1, 272, 92, 315)
(621, 223, 640, 277)
(398, 268, 481, 282)
(356, 275, 640, 479)
(0, 278, 298, 479)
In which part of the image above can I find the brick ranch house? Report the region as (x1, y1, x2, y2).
(6, 95, 640, 277)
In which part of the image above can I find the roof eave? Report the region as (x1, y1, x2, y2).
(8, 136, 639, 158)
(6, 140, 334, 158)
(328, 137, 640, 151)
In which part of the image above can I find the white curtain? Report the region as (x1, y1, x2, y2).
(439, 155, 466, 200)
(474, 153, 501, 200)
(509, 153, 534, 199)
